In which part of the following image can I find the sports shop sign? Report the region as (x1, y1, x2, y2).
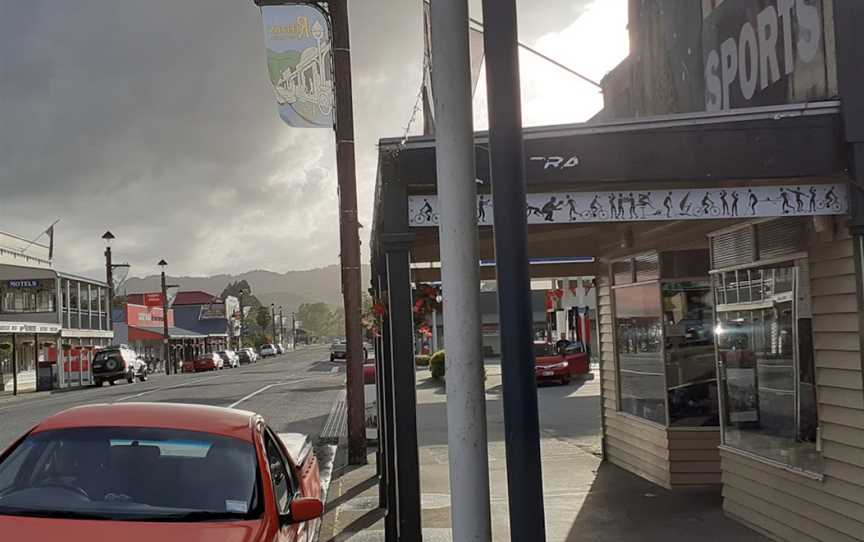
(703, 0, 829, 111)
(408, 183, 848, 227)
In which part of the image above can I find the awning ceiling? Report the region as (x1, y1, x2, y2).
(128, 326, 206, 341)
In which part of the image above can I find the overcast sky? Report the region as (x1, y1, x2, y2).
(0, 0, 627, 280)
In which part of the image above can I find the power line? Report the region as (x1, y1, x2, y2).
(467, 16, 602, 89)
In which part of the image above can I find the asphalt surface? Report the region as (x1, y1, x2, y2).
(0, 346, 344, 451)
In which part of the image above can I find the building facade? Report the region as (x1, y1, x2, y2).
(0, 231, 113, 393)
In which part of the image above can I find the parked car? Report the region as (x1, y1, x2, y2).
(533, 341, 589, 385)
(92, 345, 147, 386)
(275, 344, 285, 355)
(192, 352, 223, 372)
(0, 403, 325, 541)
(238, 349, 254, 365)
(260, 344, 278, 358)
(218, 350, 240, 368)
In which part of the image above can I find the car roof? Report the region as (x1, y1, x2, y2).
(32, 403, 258, 441)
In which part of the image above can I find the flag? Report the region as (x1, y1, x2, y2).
(46, 224, 54, 260)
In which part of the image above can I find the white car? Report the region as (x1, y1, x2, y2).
(260, 343, 278, 358)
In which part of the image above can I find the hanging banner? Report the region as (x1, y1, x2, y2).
(261, 4, 334, 128)
(408, 183, 849, 227)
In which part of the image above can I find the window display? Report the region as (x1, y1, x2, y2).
(615, 283, 666, 425)
(715, 264, 821, 473)
(663, 281, 718, 426)
(0, 279, 56, 314)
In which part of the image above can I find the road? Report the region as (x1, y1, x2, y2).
(0, 346, 344, 451)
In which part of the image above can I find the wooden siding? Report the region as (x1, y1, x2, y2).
(721, 232, 864, 542)
(598, 264, 721, 489)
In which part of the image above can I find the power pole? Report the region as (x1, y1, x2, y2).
(330, 0, 366, 465)
(279, 306, 284, 346)
(430, 1, 492, 540)
(481, 1, 547, 539)
(159, 260, 171, 375)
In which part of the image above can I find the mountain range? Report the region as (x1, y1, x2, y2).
(120, 264, 371, 311)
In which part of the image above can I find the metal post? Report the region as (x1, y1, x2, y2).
(330, 0, 366, 465)
(279, 306, 284, 346)
(271, 304, 277, 344)
(480, 1, 547, 539)
(384, 242, 422, 540)
(105, 246, 114, 313)
(160, 267, 171, 375)
(429, 1, 492, 540)
(238, 292, 245, 349)
(431, 309, 438, 353)
(292, 312, 297, 349)
(12, 333, 17, 396)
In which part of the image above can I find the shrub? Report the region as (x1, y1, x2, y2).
(429, 350, 446, 380)
(415, 354, 431, 367)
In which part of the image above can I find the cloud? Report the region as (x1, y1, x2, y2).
(0, 0, 626, 281)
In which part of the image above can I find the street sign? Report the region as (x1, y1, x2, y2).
(260, 4, 334, 128)
(143, 292, 163, 307)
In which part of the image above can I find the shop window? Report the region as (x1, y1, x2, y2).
(0, 280, 57, 314)
(614, 283, 666, 425)
(715, 262, 821, 473)
(663, 281, 718, 426)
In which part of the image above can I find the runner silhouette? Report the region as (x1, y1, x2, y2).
(628, 193, 638, 219)
(731, 191, 740, 217)
(720, 190, 729, 215)
(792, 187, 805, 212)
(608, 194, 617, 219)
(617, 194, 625, 220)
(808, 186, 817, 212)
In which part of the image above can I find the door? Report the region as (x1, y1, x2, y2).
(263, 430, 304, 541)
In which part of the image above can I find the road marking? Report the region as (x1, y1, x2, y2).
(226, 375, 329, 409)
(114, 374, 226, 403)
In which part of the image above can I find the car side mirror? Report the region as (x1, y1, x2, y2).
(285, 497, 324, 524)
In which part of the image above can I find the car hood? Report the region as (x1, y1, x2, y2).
(0, 516, 267, 542)
(535, 355, 567, 366)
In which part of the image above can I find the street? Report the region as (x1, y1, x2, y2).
(0, 346, 343, 453)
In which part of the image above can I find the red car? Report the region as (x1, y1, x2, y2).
(534, 341, 589, 385)
(0, 403, 324, 541)
(191, 352, 223, 372)
(363, 358, 376, 385)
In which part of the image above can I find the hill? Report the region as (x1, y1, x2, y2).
(120, 264, 371, 312)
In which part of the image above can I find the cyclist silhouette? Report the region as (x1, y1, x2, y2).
(419, 199, 433, 222)
(701, 192, 715, 215)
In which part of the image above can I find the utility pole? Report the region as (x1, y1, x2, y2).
(238, 290, 245, 349)
(103, 232, 115, 310)
(279, 306, 284, 346)
(481, 1, 547, 540)
(330, 0, 366, 465)
(159, 260, 171, 375)
(429, 1, 492, 540)
(292, 312, 297, 349)
(271, 304, 277, 344)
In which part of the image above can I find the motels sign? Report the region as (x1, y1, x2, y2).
(703, 0, 829, 111)
(408, 183, 848, 227)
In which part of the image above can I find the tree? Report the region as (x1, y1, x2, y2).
(255, 306, 271, 330)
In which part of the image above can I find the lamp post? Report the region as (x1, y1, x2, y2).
(292, 312, 297, 349)
(270, 304, 277, 344)
(279, 306, 284, 346)
(238, 289, 247, 349)
(102, 231, 116, 308)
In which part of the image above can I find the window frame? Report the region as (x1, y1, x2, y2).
(261, 427, 298, 517)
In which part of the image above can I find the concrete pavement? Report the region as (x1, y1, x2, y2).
(319, 363, 766, 541)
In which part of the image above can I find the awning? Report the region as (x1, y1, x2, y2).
(128, 326, 205, 341)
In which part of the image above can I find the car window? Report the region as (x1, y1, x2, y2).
(263, 431, 293, 515)
(0, 427, 261, 521)
(533, 343, 555, 357)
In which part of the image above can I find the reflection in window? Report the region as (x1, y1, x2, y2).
(663, 281, 718, 427)
(715, 264, 821, 473)
(0, 280, 57, 314)
(615, 283, 666, 425)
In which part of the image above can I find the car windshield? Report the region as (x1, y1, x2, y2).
(533, 343, 556, 358)
(0, 427, 261, 522)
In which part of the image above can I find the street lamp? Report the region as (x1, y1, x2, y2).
(102, 231, 130, 330)
(270, 303, 277, 344)
(237, 288, 247, 349)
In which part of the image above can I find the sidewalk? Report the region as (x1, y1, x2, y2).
(319, 366, 766, 541)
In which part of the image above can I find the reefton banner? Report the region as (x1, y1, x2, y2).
(261, 4, 334, 128)
(408, 183, 848, 227)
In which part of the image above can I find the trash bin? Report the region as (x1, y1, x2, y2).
(36, 361, 54, 391)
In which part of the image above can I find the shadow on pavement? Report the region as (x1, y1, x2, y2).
(325, 474, 379, 511)
(565, 463, 767, 542)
